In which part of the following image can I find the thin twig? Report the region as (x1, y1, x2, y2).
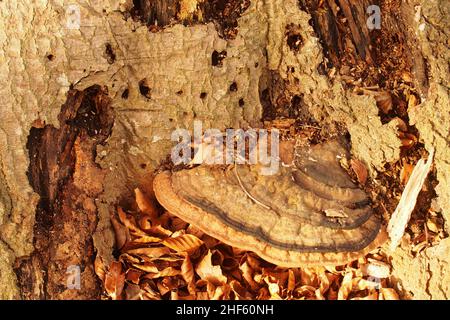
(233, 165, 271, 210)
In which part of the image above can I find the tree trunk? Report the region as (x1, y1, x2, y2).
(0, 0, 448, 299)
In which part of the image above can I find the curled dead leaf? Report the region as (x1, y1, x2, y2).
(240, 261, 259, 291)
(126, 246, 172, 258)
(135, 188, 159, 221)
(350, 158, 368, 185)
(196, 250, 227, 285)
(143, 267, 181, 279)
(361, 261, 390, 279)
(181, 255, 196, 295)
(94, 255, 107, 282)
(117, 207, 148, 237)
(380, 288, 400, 300)
(230, 280, 252, 300)
(287, 269, 296, 292)
(337, 272, 353, 300)
(126, 268, 143, 284)
(104, 261, 125, 300)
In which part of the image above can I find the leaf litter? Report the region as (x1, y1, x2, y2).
(96, 188, 402, 300)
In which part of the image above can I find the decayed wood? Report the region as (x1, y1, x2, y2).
(15, 86, 113, 299)
(299, 0, 373, 66)
(154, 141, 387, 267)
(132, 0, 179, 26)
(300, 0, 428, 97)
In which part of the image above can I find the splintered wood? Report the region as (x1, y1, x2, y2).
(387, 150, 435, 251)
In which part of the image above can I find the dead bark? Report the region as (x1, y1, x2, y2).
(14, 85, 114, 299)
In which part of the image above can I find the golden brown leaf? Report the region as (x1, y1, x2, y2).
(143, 267, 181, 279)
(140, 282, 162, 300)
(230, 280, 251, 300)
(350, 159, 368, 185)
(380, 288, 400, 300)
(181, 255, 196, 295)
(162, 234, 204, 253)
(126, 246, 172, 258)
(135, 188, 159, 221)
(337, 272, 353, 300)
(132, 263, 159, 273)
(132, 235, 164, 244)
(117, 207, 148, 237)
(126, 268, 143, 284)
(287, 269, 296, 292)
(196, 250, 227, 285)
(239, 261, 259, 291)
(104, 261, 125, 300)
(94, 255, 107, 283)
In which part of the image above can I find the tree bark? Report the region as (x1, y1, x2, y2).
(0, 0, 447, 300)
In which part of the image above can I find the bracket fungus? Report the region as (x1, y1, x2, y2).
(154, 140, 387, 267)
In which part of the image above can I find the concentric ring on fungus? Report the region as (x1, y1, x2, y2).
(154, 140, 387, 267)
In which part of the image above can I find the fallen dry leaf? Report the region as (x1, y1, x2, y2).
(143, 267, 181, 279)
(104, 261, 125, 300)
(98, 180, 401, 300)
(350, 158, 368, 185)
(361, 261, 390, 279)
(196, 250, 227, 285)
(337, 272, 353, 300)
(135, 188, 160, 221)
(162, 234, 204, 253)
(117, 207, 148, 237)
(94, 255, 107, 283)
(181, 255, 196, 294)
(126, 247, 172, 258)
(380, 288, 400, 300)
